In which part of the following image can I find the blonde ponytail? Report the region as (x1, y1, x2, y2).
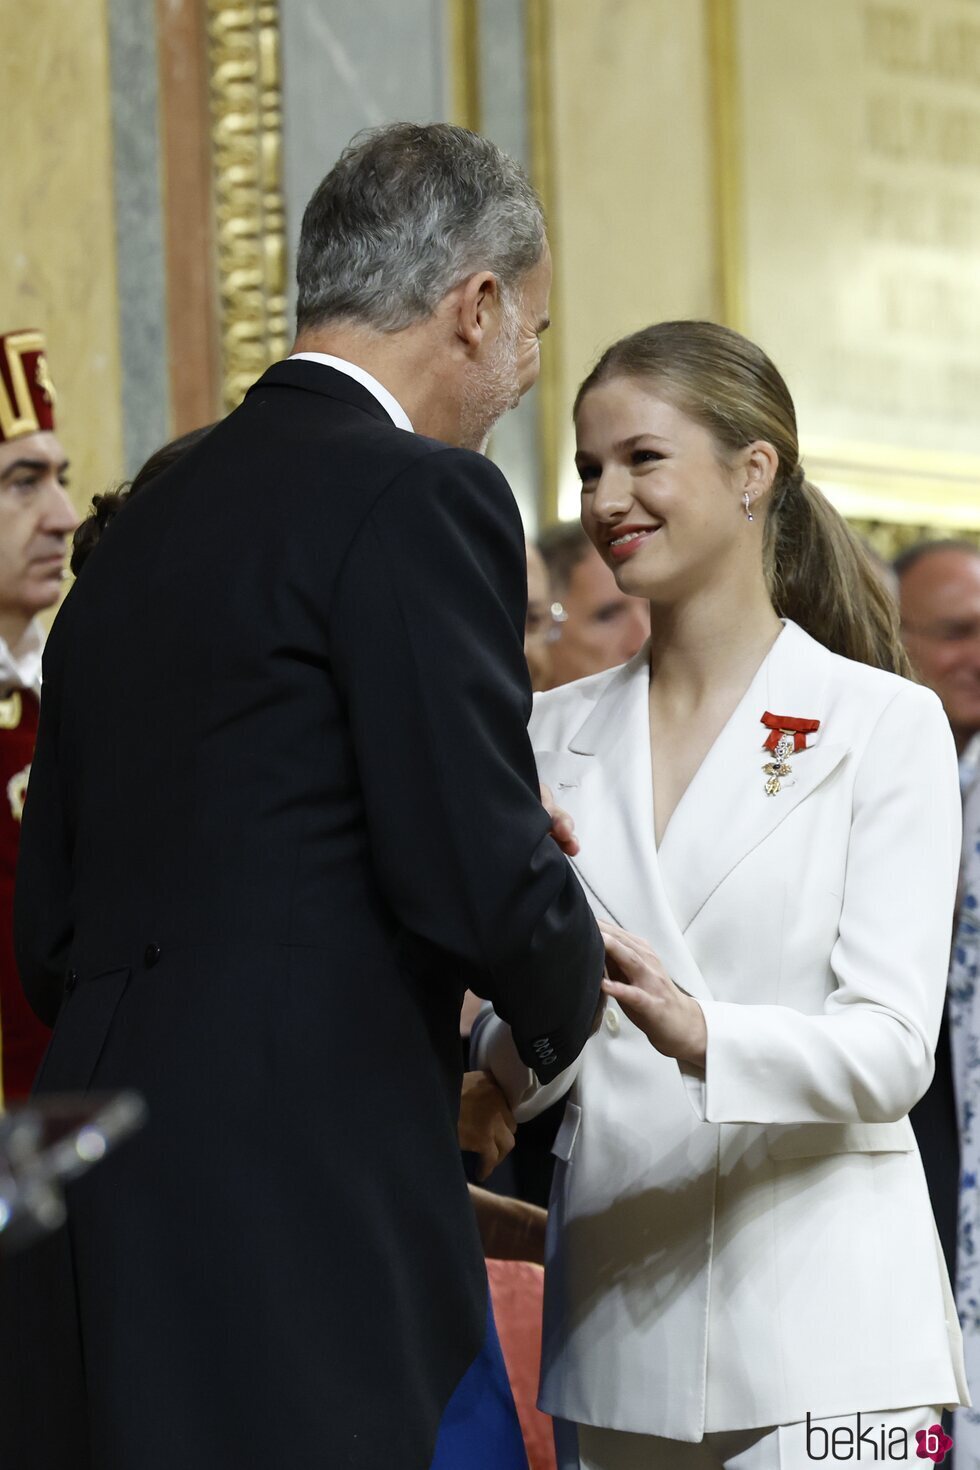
(766, 473, 911, 676)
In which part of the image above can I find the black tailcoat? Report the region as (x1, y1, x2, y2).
(1, 362, 602, 1470)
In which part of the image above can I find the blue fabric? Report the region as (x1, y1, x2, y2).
(429, 1290, 529, 1469)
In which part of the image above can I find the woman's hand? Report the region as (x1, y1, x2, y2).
(599, 921, 707, 1067)
(459, 1071, 517, 1180)
(540, 782, 580, 857)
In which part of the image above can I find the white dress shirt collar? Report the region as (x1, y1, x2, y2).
(287, 353, 414, 433)
(0, 618, 44, 696)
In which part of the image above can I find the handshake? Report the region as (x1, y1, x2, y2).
(455, 784, 709, 1262)
(540, 785, 708, 1068)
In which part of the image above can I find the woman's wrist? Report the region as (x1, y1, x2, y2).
(680, 997, 708, 1068)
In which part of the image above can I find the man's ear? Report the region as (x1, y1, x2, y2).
(454, 271, 502, 348)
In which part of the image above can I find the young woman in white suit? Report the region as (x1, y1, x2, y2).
(473, 321, 968, 1468)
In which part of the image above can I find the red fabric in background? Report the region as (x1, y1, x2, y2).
(0, 691, 50, 1099)
(487, 1258, 557, 1470)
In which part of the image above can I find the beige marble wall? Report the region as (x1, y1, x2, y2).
(0, 0, 124, 520)
(732, 0, 980, 530)
(543, 0, 719, 516)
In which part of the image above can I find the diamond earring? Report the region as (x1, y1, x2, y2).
(743, 492, 754, 522)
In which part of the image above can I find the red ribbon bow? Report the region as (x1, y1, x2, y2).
(761, 711, 821, 753)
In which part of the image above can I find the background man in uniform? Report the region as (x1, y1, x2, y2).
(0, 329, 77, 1101)
(898, 541, 980, 1277)
(897, 539, 980, 1466)
(3, 125, 603, 1470)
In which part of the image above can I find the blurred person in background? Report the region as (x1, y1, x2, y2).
(898, 541, 980, 1269)
(525, 538, 559, 693)
(898, 538, 980, 1464)
(538, 520, 649, 687)
(0, 329, 77, 1101)
(898, 542, 980, 773)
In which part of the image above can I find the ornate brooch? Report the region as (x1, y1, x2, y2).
(760, 711, 820, 796)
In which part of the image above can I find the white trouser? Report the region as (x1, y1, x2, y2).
(559, 1406, 949, 1469)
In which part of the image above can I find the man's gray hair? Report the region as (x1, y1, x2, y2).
(296, 122, 545, 334)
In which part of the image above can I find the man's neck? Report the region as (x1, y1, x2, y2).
(291, 325, 460, 443)
(0, 610, 33, 652)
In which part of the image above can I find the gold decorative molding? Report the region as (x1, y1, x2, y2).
(849, 517, 980, 562)
(707, 0, 743, 330)
(804, 436, 980, 537)
(526, 0, 561, 525)
(158, 0, 221, 433)
(206, 0, 289, 413)
(447, 0, 481, 130)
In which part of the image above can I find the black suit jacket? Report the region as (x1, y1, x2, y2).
(911, 997, 960, 1278)
(3, 361, 603, 1470)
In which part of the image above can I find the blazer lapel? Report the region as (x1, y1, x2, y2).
(656, 621, 849, 933)
(538, 653, 715, 1005)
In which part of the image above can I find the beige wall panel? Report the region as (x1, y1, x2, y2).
(732, 0, 980, 527)
(0, 0, 124, 521)
(546, 0, 718, 515)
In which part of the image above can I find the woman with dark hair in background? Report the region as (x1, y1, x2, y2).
(70, 426, 213, 576)
(474, 321, 967, 1468)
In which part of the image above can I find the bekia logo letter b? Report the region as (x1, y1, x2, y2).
(915, 1423, 953, 1463)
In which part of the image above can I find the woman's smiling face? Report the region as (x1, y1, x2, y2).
(574, 376, 764, 604)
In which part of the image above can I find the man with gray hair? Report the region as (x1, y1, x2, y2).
(294, 121, 551, 451)
(3, 124, 603, 1470)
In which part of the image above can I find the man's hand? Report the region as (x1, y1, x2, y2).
(459, 1071, 517, 1180)
(540, 782, 580, 857)
(599, 921, 707, 1066)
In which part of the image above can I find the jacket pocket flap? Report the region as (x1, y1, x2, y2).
(35, 967, 131, 1094)
(766, 1118, 916, 1159)
(551, 1101, 582, 1162)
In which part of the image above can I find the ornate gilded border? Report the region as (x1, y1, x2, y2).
(706, 0, 743, 331)
(850, 517, 980, 561)
(206, 0, 289, 413)
(447, 0, 481, 131)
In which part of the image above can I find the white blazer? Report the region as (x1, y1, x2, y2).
(473, 619, 968, 1441)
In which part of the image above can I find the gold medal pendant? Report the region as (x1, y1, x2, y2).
(759, 712, 821, 797)
(762, 733, 794, 797)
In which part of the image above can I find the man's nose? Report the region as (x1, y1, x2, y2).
(42, 484, 80, 535)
